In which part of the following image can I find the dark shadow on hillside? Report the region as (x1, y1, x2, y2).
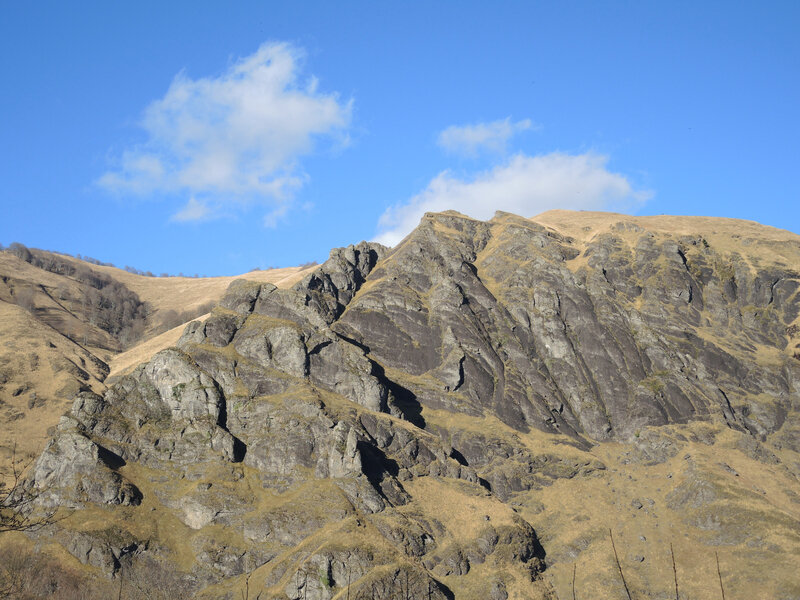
(333, 331, 427, 429)
(385, 378, 426, 429)
(97, 444, 126, 470)
(214, 380, 247, 463)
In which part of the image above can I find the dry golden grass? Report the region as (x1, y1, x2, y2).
(400, 477, 516, 541)
(419, 389, 800, 599)
(0, 253, 315, 479)
(90, 264, 312, 318)
(527, 209, 800, 278)
(0, 301, 107, 478)
(3, 214, 800, 598)
(105, 318, 205, 379)
(105, 266, 315, 378)
(0, 252, 73, 289)
(397, 476, 558, 599)
(46, 254, 315, 332)
(0, 253, 120, 357)
(530, 209, 800, 246)
(515, 424, 800, 599)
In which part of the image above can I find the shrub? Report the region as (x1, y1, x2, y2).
(8, 242, 32, 262)
(155, 302, 215, 334)
(13, 286, 36, 313)
(7, 245, 149, 348)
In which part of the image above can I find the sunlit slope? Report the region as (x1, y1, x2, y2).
(0, 248, 315, 478)
(18, 210, 800, 599)
(50, 254, 315, 335)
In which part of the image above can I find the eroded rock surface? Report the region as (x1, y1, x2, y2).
(23, 210, 800, 599)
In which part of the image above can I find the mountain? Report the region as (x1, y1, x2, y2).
(0, 247, 314, 481)
(6, 210, 800, 599)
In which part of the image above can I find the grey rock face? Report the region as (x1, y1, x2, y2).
(23, 211, 800, 597)
(335, 212, 800, 444)
(232, 319, 308, 378)
(308, 336, 388, 412)
(298, 242, 387, 324)
(219, 278, 264, 314)
(29, 417, 141, 509)
(61, 528, 140, 575)
(143, 349, 224, 422)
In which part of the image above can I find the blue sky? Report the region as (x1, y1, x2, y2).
(1, 1, 798, 276)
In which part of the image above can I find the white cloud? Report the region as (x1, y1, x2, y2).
(98, 42, 351, 223)
(437, 118, 533, 156)
(374, 152, 652, 246)
(171, 197, 211, 222)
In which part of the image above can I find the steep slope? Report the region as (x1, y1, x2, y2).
(0, 300, 109, 477)
(0, 250, 132, 476)
(336, 210, 799, 443)
(15, 211, 800, 599)
(0, 248, 315, 480)
(70, 259, 314, 338)
(103, 265, 316, 378)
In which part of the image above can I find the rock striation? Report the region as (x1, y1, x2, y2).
(22, 210, 800, 599)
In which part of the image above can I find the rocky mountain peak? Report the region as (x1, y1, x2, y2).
(17, 211, 800, 599)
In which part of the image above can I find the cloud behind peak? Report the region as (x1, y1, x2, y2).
(374, 152, 652, 246)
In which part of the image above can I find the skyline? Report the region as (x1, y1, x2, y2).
(1, 1, 798, 275)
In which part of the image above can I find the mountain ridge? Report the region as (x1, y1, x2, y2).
(0, 248, 316, 480)
(3, 210, 800, 599)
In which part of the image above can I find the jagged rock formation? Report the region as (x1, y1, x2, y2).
(21, 211, 800, 599)
(0, 247, 314, 487)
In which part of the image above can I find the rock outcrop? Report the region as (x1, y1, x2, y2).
(21, 210, 800, 599)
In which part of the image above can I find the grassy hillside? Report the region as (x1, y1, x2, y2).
(2, 212, 799, 599)
(0, 246, 315, 478)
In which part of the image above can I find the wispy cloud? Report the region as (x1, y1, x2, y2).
(98, 42, 351, 223)
(374, 152, 652, 246)
(437, 117, 534, 156)
(171, 197, 211, 222)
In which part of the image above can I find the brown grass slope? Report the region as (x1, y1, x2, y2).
(0, 248, 314, 478)
(4, 212, 800, 600)
(338, 209, 800, 598)
(530, 209, 800, 358)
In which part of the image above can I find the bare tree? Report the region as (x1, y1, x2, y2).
(670, 542, 679, 600)
(13, 286, 36, 313)
(609, 529, 633, 600)
(7, 242, 32, 262)
(0, 543, 93, 599)
(0, 447, 61, 598)
(0, 446, 51, 534)
(715, 552, 726, 600)
(572, 562, 577, 600)
(121, 555, 192, 600)
(240, 571, 263, 600)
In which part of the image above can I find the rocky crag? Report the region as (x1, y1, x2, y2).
(0, 247, 313, 485)
(21, 210, 800, 599)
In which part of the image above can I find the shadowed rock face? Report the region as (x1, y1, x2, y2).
(23, 211, 800, 599)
